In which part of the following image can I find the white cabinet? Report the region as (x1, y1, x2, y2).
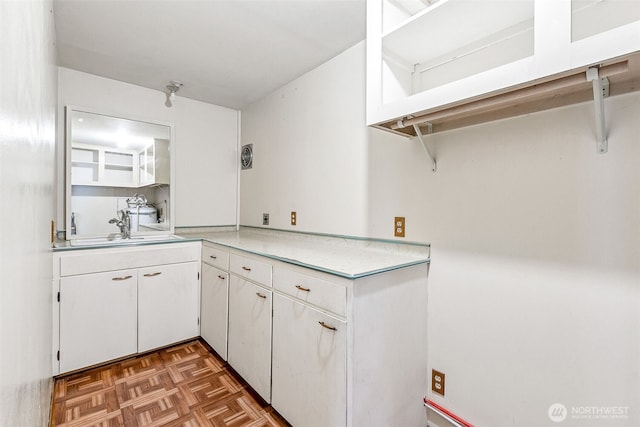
(59, 269, 137, 374)
(367, 0, 640, 129)
(193, 241, 429, 426)
(71, 143, 137, 187)
(199, 244, 273, 401)
(229, 253, 272, 285)
(271, 262, 429, 427)
(70, 139, 170, 188)
(227, 251, 274, 402)
(273, 266, 346, 317)
(138, 262, 200, 353)
(138, 139, 170, 186)
(53, 242, 201, 375)
(201, 262, 229, 360)
(202, 244, 230, 271)
(227, 275, 272, 402)
(272, 294, 346, 427)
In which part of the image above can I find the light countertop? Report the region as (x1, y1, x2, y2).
(182, 227, 430, 279)
(53, 227, 430, 279)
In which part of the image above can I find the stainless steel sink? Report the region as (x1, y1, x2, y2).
(69, 234, 184, 247)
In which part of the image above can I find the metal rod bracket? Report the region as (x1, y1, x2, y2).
(413, 123, 436, 172)
(586, 67, 609, 154)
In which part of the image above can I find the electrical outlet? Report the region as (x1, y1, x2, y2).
(432, 369, 445, 396)
(291, 211, 297, 226)
(262, 213, 269, 226)
(394, 216, 405, 237)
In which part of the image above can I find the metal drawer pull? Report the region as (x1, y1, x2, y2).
(218, 275, 225, 280)
(242, 266, 252, 271)
(112, 275, 132, 281)
(209, 255, 217, 259)
(319, 321, 337, 331)
(256, 292, 267, 299)
(295, 285, 311, 292)
(143, 272, 162, 277)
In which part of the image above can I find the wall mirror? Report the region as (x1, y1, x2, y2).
(65, 106, 175, 240)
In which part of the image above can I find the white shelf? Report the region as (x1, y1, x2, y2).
(104, 163, 133, 171)
(382, 0, 534, 66)
(367, 0, 640, 137)
(71, 160, 98, 167)
(70, 143, 138, 187)
(104, 150, 133, 167)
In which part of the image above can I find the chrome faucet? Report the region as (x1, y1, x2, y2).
(108, 210, 131, 239)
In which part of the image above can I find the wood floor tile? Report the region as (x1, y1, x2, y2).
(51, 340, 290, 427)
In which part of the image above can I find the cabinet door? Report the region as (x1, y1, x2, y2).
(272, 294, 347, 427)
(201, 263, 228, 360)
(138, 140, 169, 186)
(138, 146, 152, 186)
(138, 261, 200, 352)
(153, 139, 170, 185)
(59, 269, 137, 373)
(227, 275, 272, 402)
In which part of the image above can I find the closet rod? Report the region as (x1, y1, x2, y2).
(391, 60, 628, 130)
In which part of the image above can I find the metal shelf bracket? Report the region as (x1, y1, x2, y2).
(413, 123, 437, 172)
(586, 67, 610, 154)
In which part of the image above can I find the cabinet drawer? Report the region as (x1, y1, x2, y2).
(273, 266, 346, 317)
(58, 242, 200, 277)
(202, 244, 229, 270)
(229, 253, 272, 286)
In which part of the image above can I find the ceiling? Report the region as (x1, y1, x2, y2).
(53, 0, 366, 110)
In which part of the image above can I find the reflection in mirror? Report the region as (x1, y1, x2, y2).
(66, 107, 174, 240)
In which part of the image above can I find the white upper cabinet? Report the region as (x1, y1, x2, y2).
(367, 0, 640, 130)
(71, 143, 138, 187)
(138, 139, 170, 187)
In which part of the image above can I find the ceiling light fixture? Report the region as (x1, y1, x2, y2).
(165, 80, 183, 108)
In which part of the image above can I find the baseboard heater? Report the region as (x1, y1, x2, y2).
(424, 398, 474, 427)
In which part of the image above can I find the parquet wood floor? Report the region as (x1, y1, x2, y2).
(51, 340, 290, 427)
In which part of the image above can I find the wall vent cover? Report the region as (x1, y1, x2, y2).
(241, 144, 253, 169)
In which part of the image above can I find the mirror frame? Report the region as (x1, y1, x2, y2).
(65, 105, 176, 240)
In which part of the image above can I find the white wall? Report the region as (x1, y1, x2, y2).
(241, 42, 640, 426)
(370, 92, 640, 427)
(240, 43, 368, 236)
(57, 68, 239, 230)
(0, 1, 57, 425)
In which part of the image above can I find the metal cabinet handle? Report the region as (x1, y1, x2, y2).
(295, 284, 311, 292)
(242, 266, 252, 271)
(218, 275, 225, 280)
(143, 272, 162, 277)
(319, 321, 337, 331)
(256, 292, 267, 299)
(209, 255, 217, 259)
(112, 275, 132, 281)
